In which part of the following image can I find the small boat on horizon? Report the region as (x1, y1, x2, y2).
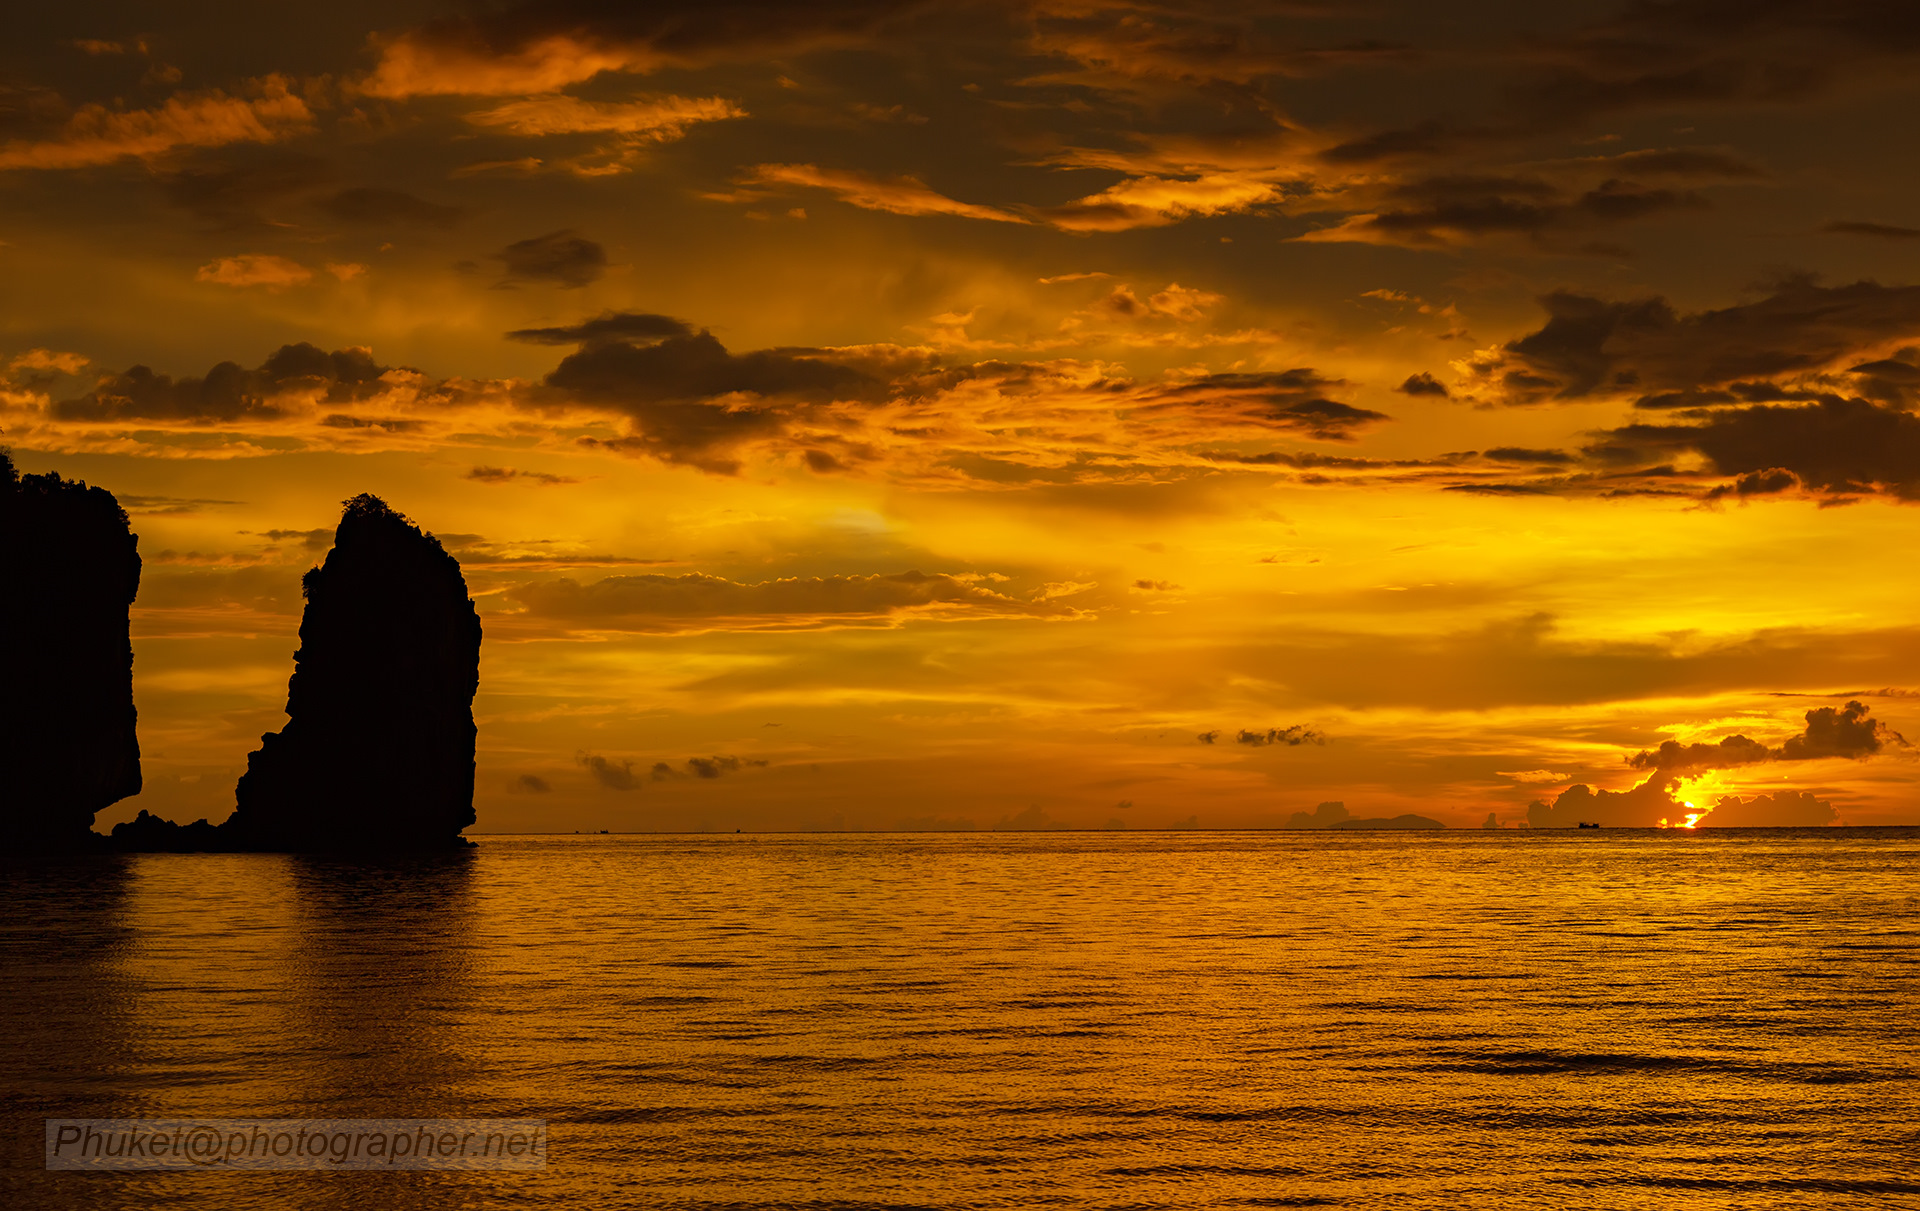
(1577, 822, 1601, 829)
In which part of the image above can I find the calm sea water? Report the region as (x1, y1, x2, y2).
(3, 830, 1918, 1209)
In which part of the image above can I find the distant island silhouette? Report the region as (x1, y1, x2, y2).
(0, 451, 142, 851)
(114, 493, 481, 852)
(1285, 802, 1445, 829)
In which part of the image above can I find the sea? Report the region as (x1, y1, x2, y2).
(3, 829, 1918, 1209)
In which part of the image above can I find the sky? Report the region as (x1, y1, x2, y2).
(7, 0, 1920, 833)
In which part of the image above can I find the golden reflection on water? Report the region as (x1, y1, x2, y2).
(4, 830, 1919, 1209)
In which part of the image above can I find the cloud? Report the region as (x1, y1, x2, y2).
(508, 569, 1083, 631)
(1628, 733, 1771, 771)
(1026, 3, 1408, 95)
(995, 804, 1067, 831)
(159, 153, 331, 226)
(508, 773, 551, 793)
(1510, 0, 1920, 129)
(1483, 447, 1574, 466)
(319, 187, 465, 227)
(10, 349, 89, 375)
(651, 755, 768, 780)
(56, 343, 392, 422)
(1099, 283, 1223, 323)
(1235, 726, 1326, 746)
(1528, 772, 1682, 828)
(496, 229, 609, 287)
(506, 312, 693, 345)
(258, 527, 335, 551)
(1461, 278, 1920, 416)
(1824, 220, 1920, 240)
(1039, 171, 1286, 233)
(1778, 700, 1901, 760)
(1701, 790, 1837, 827)
(1398, 372, 1449, 397)
(467, 94, 743, 139)
(1601, 397, 1920, 500)
(745, 163, 1029, 223)
(464, 465, 580, 486)
(195, 255, 312, 289)
(358, 0, 923, 98)
(1294, 177, 1707, 251)
(1134, 370, 1390, 441)
(0, 78, 311, 170)
(1497, 770, 1569, 784)
(578, 752, 639, 791)
(543, 329, 879, 471)
(1629, 702, 1896, 772)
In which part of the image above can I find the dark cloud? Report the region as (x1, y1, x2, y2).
(1511, 0, 1920, 130)
(56, 343, 390, 422)
(509, 568, 1078, 630)
(496, 229, 607, 287)
(158, 153, 331, 226)
(1308, 176, 1707, 250)
(1397, 372, 1449, 397)
(1483, 279, 1920, 404)
(1137, 370, 1389, 441)
(578, 752, 638, 790)
(1702, 790, 1836, 827)
(320, 414, 426, 433)
(1824, 220, 1920, 240)
(319, 187, 464, 227)
(1528, 772, 1681, 828)
(545, 330, 880, 471)
(1600, 149, 1764, 178)
(257, 527, 334, 552)
(651, 755, 768, 780)
(1483, 447, 1574, 465)
(509, 773, 551, 793)
(506, 312, 693, 345)
(1320, 121, 1450, 164)
(1234, 726, 1325, 746)
(1627, 701, 1898, 775)
(465, 465, 580, 486)
(1627, 733, 1770, 772)
(361, 0, 934, 97)
(1778, 700, 1899, 760)
(1603, 397, 1920, 499)
(548, 333, 881, 406)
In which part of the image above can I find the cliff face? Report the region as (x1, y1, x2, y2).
(227, 494, 480, 850)
(0, 452, 142, 848)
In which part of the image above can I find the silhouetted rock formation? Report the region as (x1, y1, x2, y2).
(110, 809, 222, 852)
(1329, 814, 1445, 830)
(225, 494, 480, 850)
(0, 451, 141, 851)
(1285, 801, 1350, 829)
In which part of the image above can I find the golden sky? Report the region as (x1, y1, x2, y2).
(7, 0, 1920, 831)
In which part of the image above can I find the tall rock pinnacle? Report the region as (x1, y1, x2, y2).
(227, 494, 480, 850)
(0, 451, 142, 849)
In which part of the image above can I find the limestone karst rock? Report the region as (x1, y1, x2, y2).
(0, 451, 142, 850)
(226, 493, 480, 850)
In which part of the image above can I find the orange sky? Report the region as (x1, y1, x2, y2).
(6, 0, 1920, 831)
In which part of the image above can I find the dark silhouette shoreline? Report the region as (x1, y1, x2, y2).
(1, 452, 142, 852)
(3, 467, 480, 854)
